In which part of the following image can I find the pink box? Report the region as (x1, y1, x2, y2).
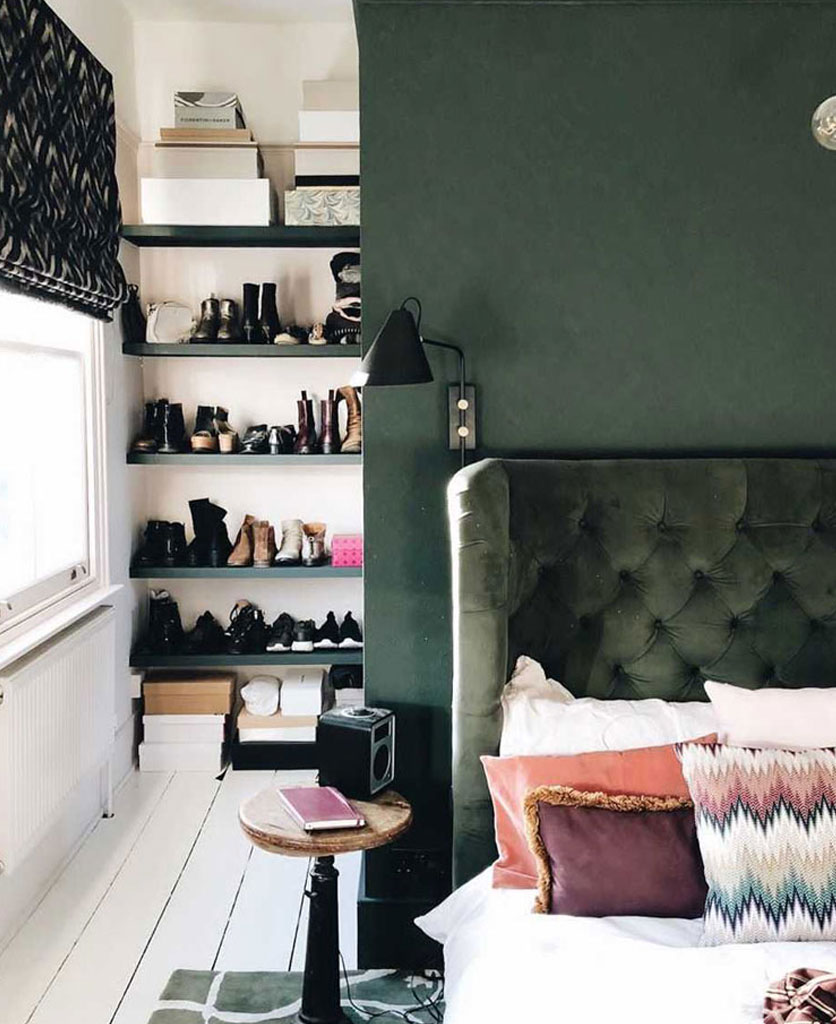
(331, 534, 363, 567)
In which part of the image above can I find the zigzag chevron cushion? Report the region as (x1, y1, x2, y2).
(678, 743, 836, 944)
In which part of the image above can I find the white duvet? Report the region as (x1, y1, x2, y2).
(416, 870, 836, 1023)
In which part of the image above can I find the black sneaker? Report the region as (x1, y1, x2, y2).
(183, 611, 226, 654)
(339, 612, 363, 649)
(313, 611, 340, 649)
(266, 612, 295, 652)
(291, 619, 315, 652)
(225, 600, 268, 655)
(240, 424, 269, 454)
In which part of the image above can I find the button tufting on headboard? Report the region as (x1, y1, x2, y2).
(448, 457, 836, 886)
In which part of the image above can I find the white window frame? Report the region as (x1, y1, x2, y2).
(0, 304, 109, 642)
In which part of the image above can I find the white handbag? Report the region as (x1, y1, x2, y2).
(146, 302, 194, 344)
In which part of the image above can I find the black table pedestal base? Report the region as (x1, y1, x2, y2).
(297, 855, 350, 1024)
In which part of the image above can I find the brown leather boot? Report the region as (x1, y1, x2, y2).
(338, 385, 362, 454)
(253, 520, 277, 567)
(227, 514, 256, 566)
(320, 390, 341, 455)
(293, 390, 320, 454)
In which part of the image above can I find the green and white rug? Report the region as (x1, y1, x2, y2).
(147, 968, 445, 1023)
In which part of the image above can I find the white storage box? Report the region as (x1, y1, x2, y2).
(279, 668, 330, 716)
(139, 741, 225, 772)
(151, 144, 262, 179)
(294, 147, 359, 179)
(284, 186, 360, 227)
(141, 178, 275, 226)
(298, 110, 359, 143)
(142, 714, 226, 744)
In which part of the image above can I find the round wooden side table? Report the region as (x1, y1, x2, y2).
(239, 787, 413, 1024)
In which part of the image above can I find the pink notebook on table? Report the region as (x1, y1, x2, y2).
(278, 786, 365, 831)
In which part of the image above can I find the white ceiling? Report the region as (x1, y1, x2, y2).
(121, 0, 353, 24)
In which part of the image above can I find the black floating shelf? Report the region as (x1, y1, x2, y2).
(127, 452, 361, 466)
(122, 225, 360, 248)
(130, 650, 363, 668)
(122, 342, 361, 358)
(130, 564, 362, 579)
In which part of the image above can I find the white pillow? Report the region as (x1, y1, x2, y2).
(499, 655, 717, 756)
(705, 679, 836, 749)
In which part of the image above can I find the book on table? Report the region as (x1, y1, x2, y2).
(278, 785, 365, 831)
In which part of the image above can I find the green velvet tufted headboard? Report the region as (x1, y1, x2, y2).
(448, 457, 836, 885)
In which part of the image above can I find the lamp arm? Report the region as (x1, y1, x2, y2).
(423, 337, 468, 467)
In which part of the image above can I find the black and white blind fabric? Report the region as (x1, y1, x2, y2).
(0, 0, 128, 319)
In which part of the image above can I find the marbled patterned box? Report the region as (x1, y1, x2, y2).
(284, 186, 360, 226)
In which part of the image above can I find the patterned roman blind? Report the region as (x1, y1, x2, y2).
(0, 0, 128, 319)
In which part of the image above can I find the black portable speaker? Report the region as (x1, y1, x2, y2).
(317, 706, 395, 800)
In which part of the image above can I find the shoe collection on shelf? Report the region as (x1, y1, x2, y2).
(139, 591, 363, 657)
(133, 503, 347, 571)
(130, 385, 361, 457)
(123, 252, 360, 348)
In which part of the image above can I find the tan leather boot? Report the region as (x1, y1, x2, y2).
(338, 385, 362, 454)
(227, 514, 256, 566)
(253, 520, 277, 568)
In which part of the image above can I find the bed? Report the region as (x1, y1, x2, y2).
(425, 457, 836, 1022)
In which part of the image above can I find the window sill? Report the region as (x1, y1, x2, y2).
(0, 584, 122, 672)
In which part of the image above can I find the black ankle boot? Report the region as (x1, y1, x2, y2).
(158, 402, 186, 453)
(217, 299, 243, 342)
(147, 589, 184, 653)
(161, 522, 187, 566)
(135, 520, 167, 565)
(186, 498, 233, 567)
(259, 283, 281, 342)
(192, 297, 220, 342)
(241, 283, 261, 343)
(183, 611, 226, 654)
(132, 401, 160, 453)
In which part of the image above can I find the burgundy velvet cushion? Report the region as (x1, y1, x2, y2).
(524, 786, 707, 917)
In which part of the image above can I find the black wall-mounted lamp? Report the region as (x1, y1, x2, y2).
(353, 297, 475, 467)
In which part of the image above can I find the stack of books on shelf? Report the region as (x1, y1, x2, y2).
(139, 672, 234, 771)
(285, 80, 359, 228)
(141, 91, 275, 226)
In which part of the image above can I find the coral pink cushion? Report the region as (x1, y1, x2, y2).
(482, 738, 714, 889)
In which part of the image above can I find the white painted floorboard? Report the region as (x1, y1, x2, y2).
(0, 768, 362, 1024)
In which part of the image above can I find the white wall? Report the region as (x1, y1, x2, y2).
(132, 20, 358, 143)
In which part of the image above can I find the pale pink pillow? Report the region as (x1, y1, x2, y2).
(705, 680, 836, 749)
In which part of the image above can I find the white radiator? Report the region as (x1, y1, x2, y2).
(0, 607, 115, 873)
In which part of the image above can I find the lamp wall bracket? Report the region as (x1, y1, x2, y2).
(448, 384, 476, 452)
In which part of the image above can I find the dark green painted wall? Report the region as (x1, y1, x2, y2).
(358, 0, 836, 816)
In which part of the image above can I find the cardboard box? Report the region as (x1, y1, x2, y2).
(284, 186, 360, 227)
(302, 80, 359, 111)
(141, 178, 275, 226)
(237, 708, 317, 744)
(294, 146, 359, 179)
(279, 668, 330, 716)
(151, 144, 262, 180)
(144, 673, 234, 715)
(298, 110, 359, 143)
(139, 741, 226, 772)
(143, 714, 226, 743)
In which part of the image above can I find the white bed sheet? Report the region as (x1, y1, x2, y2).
(416, 870, 836, 1023)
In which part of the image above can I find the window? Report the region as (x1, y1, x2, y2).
(0, 291, 104, 634)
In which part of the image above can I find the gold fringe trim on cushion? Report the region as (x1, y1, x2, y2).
(522, 785, 694, 915)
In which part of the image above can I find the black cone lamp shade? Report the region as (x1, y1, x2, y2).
(357, 306, 433, 386)
(357, 296, 475, 467)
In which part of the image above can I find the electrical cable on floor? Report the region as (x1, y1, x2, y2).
(291, 859, 445, 1021)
